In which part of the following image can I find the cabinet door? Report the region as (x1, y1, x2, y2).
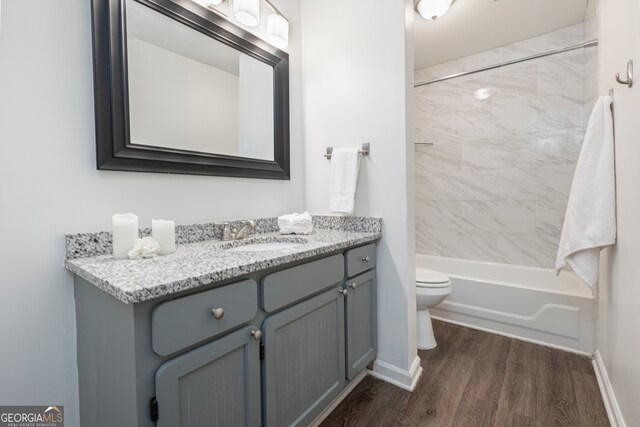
(345, 269, 377, 380)
(263, 288, 345, 427)
(155, 326, 261, 427)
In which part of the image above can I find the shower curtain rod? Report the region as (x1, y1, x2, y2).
(414, 39, 598, 88)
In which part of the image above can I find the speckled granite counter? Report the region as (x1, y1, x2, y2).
(65, 216, 382, 304)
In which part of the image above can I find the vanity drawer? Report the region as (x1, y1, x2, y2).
(262, 255, 344, 312)
(345, 244, 377, 277)
(152, 279, 258, 356)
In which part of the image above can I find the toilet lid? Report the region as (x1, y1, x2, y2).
(416, 268, 451, 287)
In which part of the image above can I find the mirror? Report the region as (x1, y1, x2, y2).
(92, 0, 290, 178)
(126, 0, 275, 160)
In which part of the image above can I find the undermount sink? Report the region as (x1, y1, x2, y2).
(225, 238, 307, 253)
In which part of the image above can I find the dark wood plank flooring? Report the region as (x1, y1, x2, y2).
(321, 320, 609, 427)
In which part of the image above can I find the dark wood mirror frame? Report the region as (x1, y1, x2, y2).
(91, 0, 290, 179)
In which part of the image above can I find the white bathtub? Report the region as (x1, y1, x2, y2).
(417, 255, 595, 354)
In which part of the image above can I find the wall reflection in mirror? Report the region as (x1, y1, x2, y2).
(126, 0, 275, 161)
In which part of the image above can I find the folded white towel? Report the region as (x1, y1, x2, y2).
(278, 211, 313, 235)
(278, 211, 312, 226)
(555, 96, 616, 287)
(329, 148, 361, 214)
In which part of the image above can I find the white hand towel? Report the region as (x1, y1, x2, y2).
(555, 96, 616, 287)
(329, 148, 361, 214)
(278, 211, 313, 235)
(278, 211, 312, 227)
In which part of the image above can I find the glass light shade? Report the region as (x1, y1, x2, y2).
(267, 14, 289, 49)
(233, 0, 260, 27)
(417, 0, 453, 21)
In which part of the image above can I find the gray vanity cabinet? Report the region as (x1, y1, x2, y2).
(73, 242, 378, 427)
(155, 326, 262, 427)
(344, 269, 377, 380)
(262, 287, 346, 427)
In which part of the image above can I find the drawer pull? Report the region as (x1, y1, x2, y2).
(338, 289, 348, 296)
(361, 256, 370, 263)
(251, 329, 262, 341)
(211, 307, 225, 319)
(348, 282, 358, 290)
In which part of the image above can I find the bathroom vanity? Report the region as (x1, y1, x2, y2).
(65, 216, 380, 427)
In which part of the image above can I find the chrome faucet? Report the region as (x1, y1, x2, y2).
(221, 220, 256, 241)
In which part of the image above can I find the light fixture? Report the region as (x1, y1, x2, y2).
(190, 0, 288, 49)
(233, 0, 260, 27)
(416, 0, 453, 21)
(266, 14, 289, 49)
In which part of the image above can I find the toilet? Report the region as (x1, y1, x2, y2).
(416, 268, 452, 350)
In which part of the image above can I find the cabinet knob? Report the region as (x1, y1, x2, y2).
(251, 329, 262, 341)
(348, 282, 358, 289)
(338, 289, 348, 296)
(361, 256, 370, 263)
(211, 307, 225, 319)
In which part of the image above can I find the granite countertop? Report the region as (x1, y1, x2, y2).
(65, 216, 382, 304)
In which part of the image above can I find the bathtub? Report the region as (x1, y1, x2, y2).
(417, 255, 595, 354)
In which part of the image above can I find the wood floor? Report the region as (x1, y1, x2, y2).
(321, 320, 609, 427)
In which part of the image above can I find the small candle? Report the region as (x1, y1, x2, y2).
(152, 219, 176, 255)
(112, 213, 139, 259)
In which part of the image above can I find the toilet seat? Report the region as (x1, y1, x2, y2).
(416, 268, 451, 288)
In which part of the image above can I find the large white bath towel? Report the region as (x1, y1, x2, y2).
(555, 96, 616, 288)
(329, 148, 361, 214)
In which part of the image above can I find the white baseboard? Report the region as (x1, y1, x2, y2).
(432, 316, 592, 357)
(370, 355, 423, 392)
(308, 369, 368, 427)
(592, 350, 627, 427)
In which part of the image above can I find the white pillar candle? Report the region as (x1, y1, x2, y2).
(112, 213, 139, 259)
(152, 219, 176, 255)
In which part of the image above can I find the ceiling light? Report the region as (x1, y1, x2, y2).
(416, 0, 453, 21)
(202, 0, 224, 6)
(266, 14, 289, 49)
(233, 0, 260, 27)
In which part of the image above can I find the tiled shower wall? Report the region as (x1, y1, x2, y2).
(414, 23, 598, 268)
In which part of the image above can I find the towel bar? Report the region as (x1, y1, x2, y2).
(324, 143, 370, 160)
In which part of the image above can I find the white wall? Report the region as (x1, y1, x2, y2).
(596, 0, 640, 424)
(0, 0, 304, 425)
(301, 0, 418, 385)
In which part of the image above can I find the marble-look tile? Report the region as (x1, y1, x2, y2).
(460, 65, 538, 108)
(497, 232, 559, 268)
(415, 200, 461, 230)
(534, 199, 568, 235)
(497, 95, 583, 136)
(462, 136, 536, 170)
(414, 80, 465, 117)
(422, 169, 499, 201)
(497, 165, 575, 201)
(460, 201, 536, 233)
(428, 107, 502, 141)
(536, 51, 584, 102)
(584, 0, 599, 40)
(535, 129, 583, 166)
(415, 140, 462, 172)
(416, 226, 501, 263)
(413, 23, 591, 269)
